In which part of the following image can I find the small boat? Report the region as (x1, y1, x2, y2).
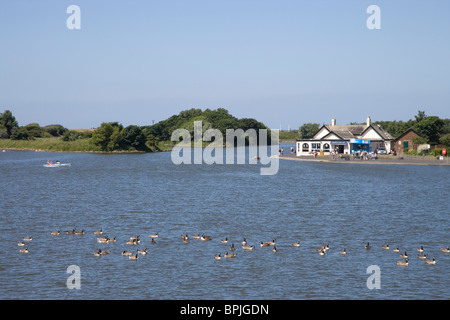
(43, 161, 71, 168)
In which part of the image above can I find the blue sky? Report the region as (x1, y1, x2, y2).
(1, 0, 449, 129)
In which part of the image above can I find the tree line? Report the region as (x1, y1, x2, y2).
(0, 108, 268, 152)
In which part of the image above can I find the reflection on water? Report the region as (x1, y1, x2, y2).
(0, 146, 449, 299)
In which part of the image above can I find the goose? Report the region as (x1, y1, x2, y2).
(241, 238, 247, 246)
(150, 238, 157, 244)
(23, 236, 32, 242)
(149, 232, 158, 239)
(125, 239, 138, 245)
(323, 244, 330, 251)
(129, 235, 140, 241)
(20, 248, 29, 253)
(181, 233, 188, 240)
(292, 242, 301, 247)
(229, 243, 236, 251)
(99, 249, 110, 255)
(318, 248, 326, 256)
(93, 229, 103, 235)
(272, 246, 278, 253)
(267, 239, 276, 246)
(192, 234, 201, 239)
(242, 245, 255, 251)
(74, 230, 85, 235)
(340, 248, 347, 255)
(138, 248, 148, 255)
(400, 251, 408, 259)
(396, 259, 408, 266)
(65, 229, 75, 235)
(214, 254, 221, 260)
(201, 234, 212, 241)
(97, 237, 109, 244)
(365, 242, 371, 250)
(224, 252, 236, 258)
(440, 247, 450, 253)
(18, 242, 25, 247)
(183, 237, 189, 244)
(51, 230, 61, 236)
(221, 237, 228, 244)
(418, 253, 428, 259)
(122, 251, 133, 256)
(260, 241, 270, 247)
(382, 243, 390, 250)
(417, 246, 424, 253)
(129, 254, 139, 260)
(425, 257, 436, 265)
(107, 236, 116, 243)
(393, 246, 400, 253)
(93, 250, 101, 257)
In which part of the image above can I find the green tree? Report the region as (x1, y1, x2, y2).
(299, 123, 319, 139)
(122, 125, 146, 150)
(10, 127, 31, 140)
(414, 116, 445, 144)
(415, 110, 427, 122)
(91, 122, 124, 151)
(0, 110, 19, 137)
(440, 133, 450, 147)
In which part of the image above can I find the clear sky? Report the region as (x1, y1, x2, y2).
(1, 0, 449, 129)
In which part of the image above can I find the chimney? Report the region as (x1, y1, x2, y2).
(331, 118, 336, 126)
(366, 116, 371, 127)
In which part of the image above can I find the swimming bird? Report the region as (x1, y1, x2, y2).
(183, 236, 189, 244)
(129, 235, 140, 241)
(20, 248, 28, 253)
(396, 259, 408, 266)
(382, 243, 390, 250)
(51, 230, 61, 236)
(425, 257, 436, 265)
(74, 230, 85, 235)
(99, 249, 110, 255)
(122, 251, 133, 256)
(65, 229, 75, 235)
(181, 233, 188, 240)
(318, 248, 325, 256)
(107, 236, 116, 243)
(93, 229, 103, 235)
(192, 234, 201, 239)
(138, 248, 148, 255)
(97, 236, 109, 244)
(201, 234, 212, 241)
(150, 238, 157, 244)
(214, 254, 221, 260)
(267, 239, 276, 246)
(440, 247, 450, 253)
(93, 250, 101, 257)
(126, 239, 138, 245)
(340, 248, 347, 255)
(400, 251, 408, 259)
(418, 253, 428, 259)
(242, 245, 255, 251)
(260, 241, 270, 247)
(292, 242, 301, 247)
(365, 242, 371, 250)
(272, 246, 278, 253)
(23, 236, 32, 242)
(229, 243, 236, 251)
(149, 232, 158, 238)
(224, 252, 236, 258)
(417, 246, 424, 253)
(221, 237, 228, 244)
(18, 242, 25, 247)
(393, 246, 400, 253)
(241, 238, 247, 246)
(129, 254, 139, 260)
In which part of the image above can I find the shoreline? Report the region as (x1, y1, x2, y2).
(277, 154, 450, 166)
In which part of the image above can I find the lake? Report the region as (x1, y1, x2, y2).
(0, 144, 449, 300)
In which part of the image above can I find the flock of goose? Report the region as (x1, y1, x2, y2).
(17, 229, 450, 266)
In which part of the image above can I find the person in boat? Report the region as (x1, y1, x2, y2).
(47, 160, 52, 165)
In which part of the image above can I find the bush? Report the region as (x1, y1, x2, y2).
(10, 127, 32, 140)
(432, 148, 442, 156)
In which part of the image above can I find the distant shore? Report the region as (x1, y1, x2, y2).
(278, 153, 450, 166)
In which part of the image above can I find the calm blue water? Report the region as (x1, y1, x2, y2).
(0, 144, 449, 300)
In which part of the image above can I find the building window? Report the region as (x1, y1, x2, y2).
(311, 143, 321, 151)
(323, 143, 330, 152)
(302, 143, 309, 152)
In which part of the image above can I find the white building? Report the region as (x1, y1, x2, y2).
(296, 116, 394, 156)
